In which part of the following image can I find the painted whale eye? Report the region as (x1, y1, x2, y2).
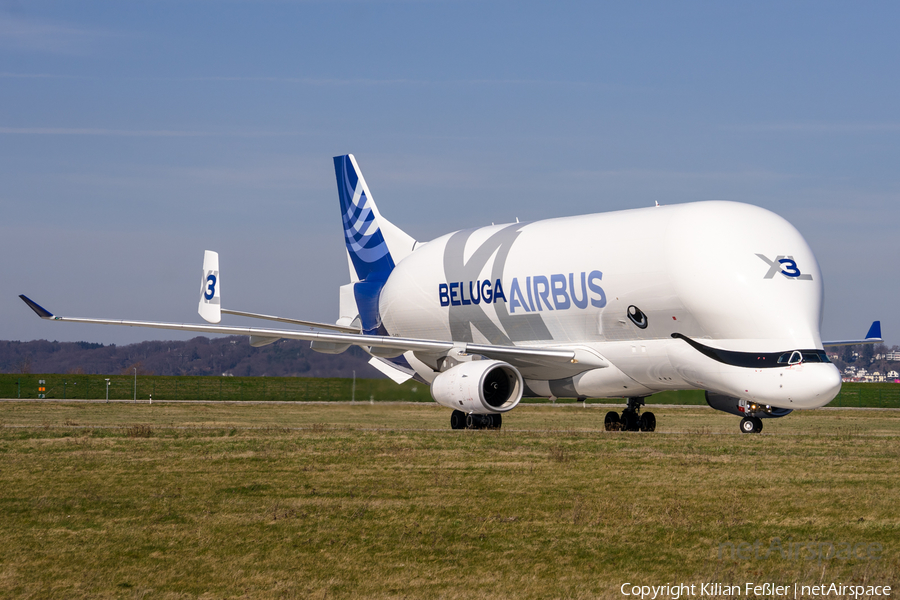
(627, 305, 648, 329)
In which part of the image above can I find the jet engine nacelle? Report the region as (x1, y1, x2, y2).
(431, 360, 523, 414)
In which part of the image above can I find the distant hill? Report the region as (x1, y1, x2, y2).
(0, 336, 384, 378)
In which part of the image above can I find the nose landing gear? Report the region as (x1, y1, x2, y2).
(739, 416, 763, 434)
(605, 397, 655, 432)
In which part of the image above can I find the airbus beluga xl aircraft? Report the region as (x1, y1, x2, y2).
(21, 154, 882, 433)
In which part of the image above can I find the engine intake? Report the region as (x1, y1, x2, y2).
(431, 360, 523, 414)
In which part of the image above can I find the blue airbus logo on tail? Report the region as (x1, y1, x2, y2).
(334, 154, 398, 337)
(334, 155, 395, 281)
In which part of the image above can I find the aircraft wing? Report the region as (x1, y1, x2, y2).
(19, 295, 605, 374)
(219, 308, 360, 333)
(823, 321, 883, 348)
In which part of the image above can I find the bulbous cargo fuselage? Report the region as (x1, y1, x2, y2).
(378, 201, 841, 410)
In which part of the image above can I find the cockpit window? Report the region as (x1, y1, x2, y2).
(802, 350, 830, 363)
(778, 351, 802, 365)
(671, 333, 832, 369)
(777, 350, 831, 365)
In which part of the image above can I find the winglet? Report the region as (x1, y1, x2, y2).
(19, 295, 55, 319)
(823, 320, 884, 347)
(866, 321, 882, 342)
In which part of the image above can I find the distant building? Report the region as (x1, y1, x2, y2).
(886, 352, 900, 361)
(888, 370, 899, 379)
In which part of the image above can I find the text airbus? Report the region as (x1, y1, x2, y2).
(438, 270, 607, 313)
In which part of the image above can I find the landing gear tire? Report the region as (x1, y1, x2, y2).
(604, 411, 621, 432)
(620, 410, 639, 432)
(618, 397, 653, 432)
(465, 413, 502, 430)
(740, 416, 763, 434)
(450, 410, 466, 430)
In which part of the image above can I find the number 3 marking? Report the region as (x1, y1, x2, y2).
(204, 274, 217, 300)
(778, 259, 801, 278)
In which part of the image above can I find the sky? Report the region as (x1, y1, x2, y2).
(1, 1, 898, 347)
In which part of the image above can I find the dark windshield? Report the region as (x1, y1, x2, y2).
(673, 334, 831, 369)
(801, 350, 830, 363)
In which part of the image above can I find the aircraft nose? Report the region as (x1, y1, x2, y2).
(749, 363, 843, 409)
(796, 363, 843, 408)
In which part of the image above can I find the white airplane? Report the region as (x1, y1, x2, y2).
(21, 154, 882, 433)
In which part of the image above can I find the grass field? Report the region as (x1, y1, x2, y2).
(0, 374, 434, 403)
(0, 402, 898, 599)
(3, 374, 900, 408)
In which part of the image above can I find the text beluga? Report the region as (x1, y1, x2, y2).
(439, 270, 606, 313)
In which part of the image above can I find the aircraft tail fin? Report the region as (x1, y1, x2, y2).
(333, 154, 416, 283)
(198, 250, 221, 324)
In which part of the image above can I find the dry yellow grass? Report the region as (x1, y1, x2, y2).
(0, 402, 897, 599)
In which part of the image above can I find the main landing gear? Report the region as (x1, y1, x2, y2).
(450, 410, 502, 430)
(605, 397, 656, 432)
(740, 416, 763, 434)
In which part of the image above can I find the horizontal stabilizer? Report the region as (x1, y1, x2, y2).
(823, 321, 883, 347)
(198, 250, 358, 333)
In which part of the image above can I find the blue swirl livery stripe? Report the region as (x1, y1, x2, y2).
(333, 155, 395, 281)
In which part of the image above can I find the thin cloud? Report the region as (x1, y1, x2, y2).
(0, 71, 88, 79)
(560, 167, 799, 184)
(0, 127, 209, 137)
(726, 122, 900, 134)
(0, 14, 119, 55)
(0, 71, 620, 90)
(129, 75, 597, 87)
(0, 127, 312, 137)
